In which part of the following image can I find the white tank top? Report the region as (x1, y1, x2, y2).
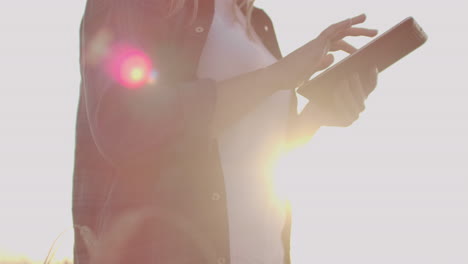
(196, 1, 293, 263)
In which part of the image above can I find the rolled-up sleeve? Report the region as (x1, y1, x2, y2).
(81, 0, 217, 165)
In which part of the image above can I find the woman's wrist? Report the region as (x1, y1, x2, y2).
(297, 102, 324, 132)
(264, 60, 305, 91)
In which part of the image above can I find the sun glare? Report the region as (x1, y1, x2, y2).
(271, 140, 313, 206)
(130, 67, 144, 82)
(105, 44, 154, 89)
(119, 55, 151, 88)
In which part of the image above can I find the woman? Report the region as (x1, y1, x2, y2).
(73, 0, 378, 263)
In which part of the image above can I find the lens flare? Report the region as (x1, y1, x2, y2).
(120, 55, 151, 88)
(147, 69, 159, 85)
(86, 28, 113, 66)
(105, 44, 154, 89)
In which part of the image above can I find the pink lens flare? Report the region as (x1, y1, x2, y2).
(105, 44, 154, 89)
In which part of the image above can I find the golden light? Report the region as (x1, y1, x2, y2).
(130, 67, 144, 82)
(270, 141, 312, 206)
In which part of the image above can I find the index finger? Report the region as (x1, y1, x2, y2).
(321, 14, 368, 39)
(349, 13, 367, 26)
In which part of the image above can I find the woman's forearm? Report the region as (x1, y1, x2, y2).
(210, 14, 378, 138)
(211, 64, 295, 137)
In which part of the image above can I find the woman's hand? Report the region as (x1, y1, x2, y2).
(271, 14, 378, 88)
(284, 66, 378, 151)
(301, 66, 379, 128)
(213, 14, 377, 137)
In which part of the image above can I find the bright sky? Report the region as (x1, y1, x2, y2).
(1, 0, 467, 263)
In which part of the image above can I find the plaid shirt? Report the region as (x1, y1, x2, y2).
(74, 1, 296, 263)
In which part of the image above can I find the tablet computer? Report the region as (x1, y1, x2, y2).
(297, 17, 428, 100)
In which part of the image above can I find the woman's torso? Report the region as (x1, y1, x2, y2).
(197, 1, 293, 263)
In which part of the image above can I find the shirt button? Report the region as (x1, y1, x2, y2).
(217, 257, 227, 264)
(195, 26, 205, 33)
(211, 192, 221, 201)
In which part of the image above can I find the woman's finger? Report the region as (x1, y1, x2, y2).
(344, 27, 378, 37)
(320, 14, 367, 40)
(333, 81, 357, 126)
(315, 53, 335, 71)
(348, 73, 366, 113)
(332, 27, 378, 41)
(359, 66, 379, 95)
(331, 80, 347, 124)
(349, 13, 368, 26)
(330, 40, 357, 54)
(334, 14, 368, 29)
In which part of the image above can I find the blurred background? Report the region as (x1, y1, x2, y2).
(0, 0, 466, 263)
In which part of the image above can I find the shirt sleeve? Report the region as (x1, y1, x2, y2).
(80, 0, 217, 165)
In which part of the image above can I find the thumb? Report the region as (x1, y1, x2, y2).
(315, 53, 334, 72)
